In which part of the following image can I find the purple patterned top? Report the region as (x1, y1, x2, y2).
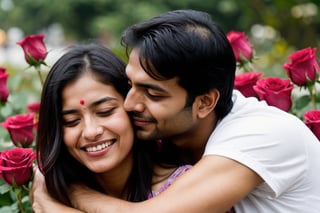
(148, 165, 192, 199)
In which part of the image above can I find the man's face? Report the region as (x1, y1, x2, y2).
(124, 48, 197, 145)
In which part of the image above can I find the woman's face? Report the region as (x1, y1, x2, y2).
(61, 72, 134, 174)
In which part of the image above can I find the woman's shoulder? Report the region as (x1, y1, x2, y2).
(171, 165, 192, 178)
(149, 165, 192, 198)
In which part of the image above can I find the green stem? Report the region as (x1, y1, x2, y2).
(36, 66, 44, 86)
(308, 85, 317, 109)
(14, 188, 26, 213)
(238, 59, 254, 72)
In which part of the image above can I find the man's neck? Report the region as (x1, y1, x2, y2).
(172, 114, 218, 164)
(179, 147, 203, 165)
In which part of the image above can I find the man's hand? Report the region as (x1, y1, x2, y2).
(69, 183, 111, 211)
(30, 167, 83, 213)
(69, 183, 94, 209)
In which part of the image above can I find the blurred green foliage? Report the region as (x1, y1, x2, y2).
(0, 1, 319, 211)
(0, 0, 319, 47)
(0, 0, 319, 121)
(0, 0, 319, 79)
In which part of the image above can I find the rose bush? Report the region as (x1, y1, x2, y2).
(228, 30, 320, 140)
(0, 34, 47, 213)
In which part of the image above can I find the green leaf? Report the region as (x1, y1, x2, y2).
(0, 184, 11, 194)
(0, 202, 19, 213)
(0, 190, 13, 206)
(294, 95, 311, 110)
(315, 95, 320, 103)
(0, 205, 18, 213)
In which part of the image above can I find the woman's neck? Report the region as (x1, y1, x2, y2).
(94, 153, 133, 199)
(151, 165, 177, 192)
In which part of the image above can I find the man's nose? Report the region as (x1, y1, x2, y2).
(124, 88, 145, 112)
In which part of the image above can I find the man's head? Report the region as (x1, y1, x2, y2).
(121, 10, 236, 147)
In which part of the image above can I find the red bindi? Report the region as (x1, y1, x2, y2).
(80, 99, 85, 105)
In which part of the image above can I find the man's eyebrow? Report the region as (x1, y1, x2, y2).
(62, 97, 117, 115)
(136, 82, 167, 92)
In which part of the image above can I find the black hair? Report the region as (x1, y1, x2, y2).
(121, 9, 236, 119)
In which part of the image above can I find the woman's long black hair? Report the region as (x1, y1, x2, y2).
(36, 43, 185, 205)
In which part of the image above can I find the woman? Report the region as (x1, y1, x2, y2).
(36, 43, 190, 207)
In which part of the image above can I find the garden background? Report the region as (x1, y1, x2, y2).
(0, 0, 320, 212)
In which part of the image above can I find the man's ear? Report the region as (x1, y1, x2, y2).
(194, 89, 220, 119)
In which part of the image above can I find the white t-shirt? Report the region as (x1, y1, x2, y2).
(204, 90, 320, 213)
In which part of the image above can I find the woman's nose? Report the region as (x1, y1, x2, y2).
(82, 119, 103, 140)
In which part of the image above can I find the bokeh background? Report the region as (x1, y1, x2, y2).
(0, 0, 319, 116)
(1, 0, 319, 68)
(0, 1, 319, 211)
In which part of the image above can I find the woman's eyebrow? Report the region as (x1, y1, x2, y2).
(89, 97, 117, 107)
(62, 109, 77, 115)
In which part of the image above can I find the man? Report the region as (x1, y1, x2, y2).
(32, 9, 320, 213)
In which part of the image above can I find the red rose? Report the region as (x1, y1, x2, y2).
(1, 113, 35, 147)
(227, 31, 253, 62)
(253, 77, 294, 112)
(303, 110, 320, 141)
(0, 147, 36, 186)
(17, 34, 48, 67)
(283, 47, 320, 86)
(234, 71, 263, 97)
(0, 67, 9, 102)
(27, 101, 41, 113)
(27, 101, 40, 129)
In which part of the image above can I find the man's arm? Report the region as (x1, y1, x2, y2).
(30, 168, 84, 213)
(70, 155, 263, 213)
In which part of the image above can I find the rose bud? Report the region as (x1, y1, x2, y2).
(227, 30, 253, 63)
(283, 47, 320, 87)
(17, 34, 48, 67)
(27, 101, 41, 114)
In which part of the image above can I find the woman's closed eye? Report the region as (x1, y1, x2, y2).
(63, 118, 80, 127)
(97, 108, 116, 117)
